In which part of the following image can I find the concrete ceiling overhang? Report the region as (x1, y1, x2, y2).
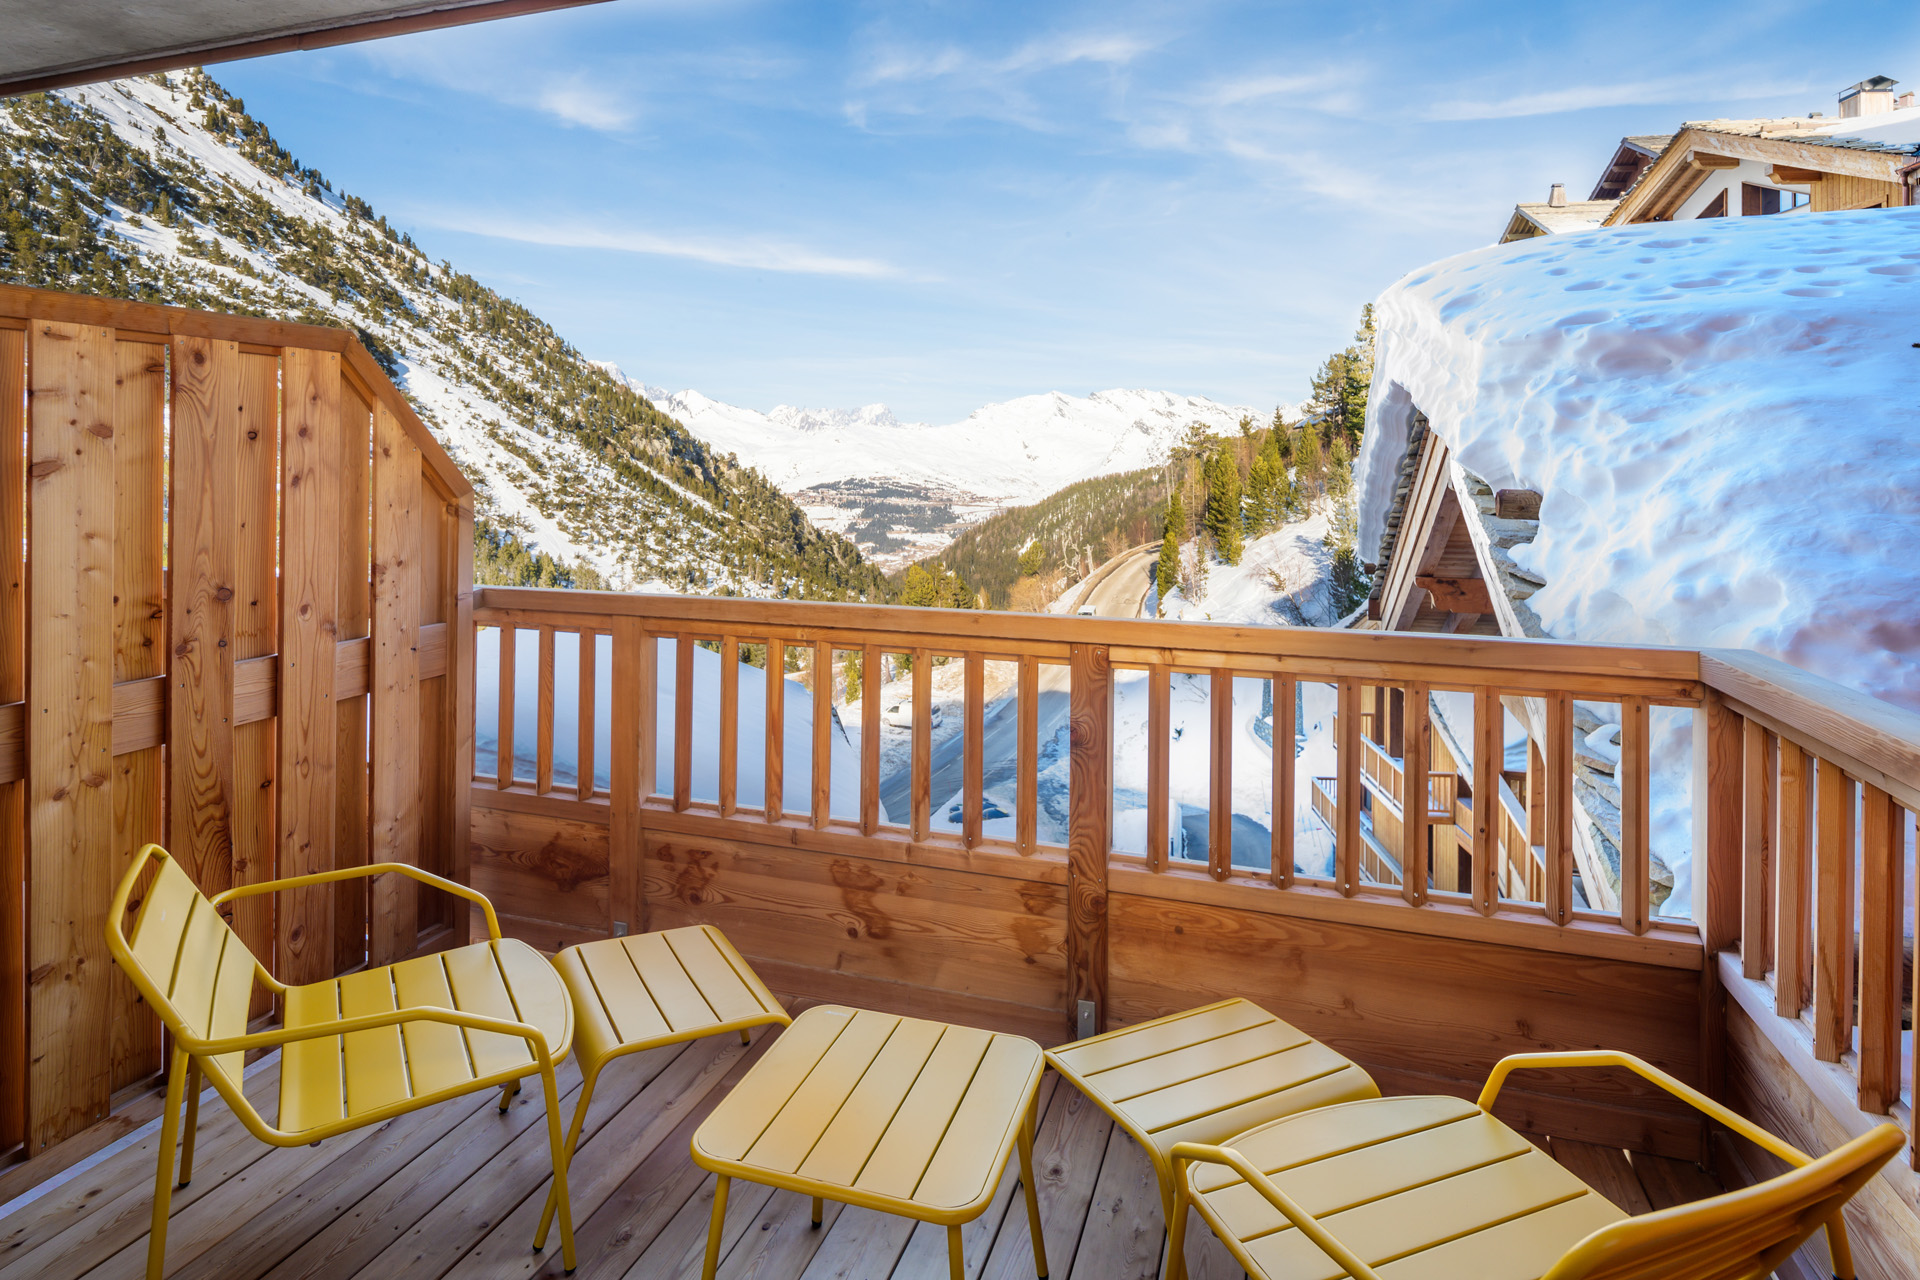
(2, 0, 616, 98)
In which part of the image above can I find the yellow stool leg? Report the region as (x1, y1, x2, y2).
(146, 1049, 189, 1280)
(1164, 1173, 1191, 1280)
(535, 1062, 601, 1252)
(499, 1078, 522, 1112)
(810, 1196, 823, 1229)
(176, 1058, 202, 1187)
(536, 1065, 577, 1272)
(702, 1175, 731, 1280)
(1018, 1102, 1048, 1278)
(739, 1028, 751, 1046)
(947, 1224, 965, 1280)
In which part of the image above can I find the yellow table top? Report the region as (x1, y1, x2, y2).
(556, 925, 790, 1074)
(1045, 997, 1379, 1165)
(1189, 1094, 1628, 1280)
(691, 1005, 1045, 1226)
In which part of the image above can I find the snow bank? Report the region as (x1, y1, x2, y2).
(1357, 207, 1920, 712)
(1154, 505, 1341, 627)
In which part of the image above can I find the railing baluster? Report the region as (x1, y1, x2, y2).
(1812, 757, 1856, 1062)
(1209, 669, 1232, 881)
(1017, 657, 1038, 853)
(862, 644, 882, 836)
(1774, 737, 1812, 1017)
(765, 638, 785, 822)
(1336, 680, 1361, 895)
(912, 649, 932, 841)
(1858, 784, 1903, 1113)
(1472, 687, 1500, 915)
(1740, 719, 1774, 979)
(1272, 675, 1295, 889)
(1402, 682, 1429, 906)
(1544, 691, 1574, 925)
(812, 640, 831, 829)
(719, 635, 739, 818)
(495, 625, 515, 790)
(609, 619, 642, 935)
(673, 634, 693, 812)
(535, 626, 555, 795)
(964, 652, 984, 847)
(1148, 665, 1170, 872)
(576, 630, 596, 802)
(1619, 696, 1651, 934)
(638, 628, 658, 799)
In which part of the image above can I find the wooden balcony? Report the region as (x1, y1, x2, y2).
(2, 286, 1918, 1277)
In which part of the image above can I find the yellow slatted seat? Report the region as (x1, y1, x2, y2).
(106, 844, 582, 1280)
(1045, 998, 1381, 1224)
(1166, 1050, 1904, 1280)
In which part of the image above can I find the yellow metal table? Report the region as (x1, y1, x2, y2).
(534, 925, 791, 1250)
(690, 1005, 1050, 1280)
(1045, 998, 1380, 1224)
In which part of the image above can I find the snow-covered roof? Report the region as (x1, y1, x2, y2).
(1504, 199, 1618, 240)
(1356, 206, 1920, 712)
(1679, 107, 1920, 156)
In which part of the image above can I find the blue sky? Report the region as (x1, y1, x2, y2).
(214, 1, 1919, 422)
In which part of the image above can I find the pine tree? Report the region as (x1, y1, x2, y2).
(1157, 489, 1186, 599)
(1204, 449, 1243, 565)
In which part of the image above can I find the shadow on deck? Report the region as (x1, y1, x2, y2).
(0, 999, 1725, 1280)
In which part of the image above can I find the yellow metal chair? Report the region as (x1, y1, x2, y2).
(106, 844, 579, 1280)
(1166, 1049, 1903, 1280)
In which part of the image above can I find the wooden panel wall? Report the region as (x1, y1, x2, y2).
(0, 285, 472, 1158)
(1811, 175, 1906, 212)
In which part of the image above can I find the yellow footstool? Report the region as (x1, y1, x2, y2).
(534, 925, 790, 1249)
(1045, 998, 1379, 1225)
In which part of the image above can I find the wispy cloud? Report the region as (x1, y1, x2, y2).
(357, 34, 643, 131)
(1424, 75, 1791, 121)
(415, 210, 909, 279)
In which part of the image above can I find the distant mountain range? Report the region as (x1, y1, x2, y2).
(599, 372, 1262, 567)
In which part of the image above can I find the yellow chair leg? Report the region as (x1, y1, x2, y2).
(1018, 1102, 1049, 1278)
(810, 1196, 823, 1229)
(147, 1049, 189, 1280)
(947, 1223, 965, 1280)
(535, 1063, 600, 1252)
(499, 1078, 522, 1112)
(537, 1066, 577, 1273)
(701, 1175, 731, 1280)
(177, 1058, 202, 1187)
(1164, 1174, 1191, 1280)
(739, 1028, 751, 1046)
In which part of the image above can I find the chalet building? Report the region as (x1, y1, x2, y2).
(1500, 77, 1919, 244)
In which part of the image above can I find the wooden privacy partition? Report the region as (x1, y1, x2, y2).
(0, 284, 474, 1158)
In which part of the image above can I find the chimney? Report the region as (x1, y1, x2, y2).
(1839, 75, 1898, 118)
(1547, 183, 1568, 208)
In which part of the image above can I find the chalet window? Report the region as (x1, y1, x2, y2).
(1696, 189, 1728, 218)
(1741, 183, 1808, 215)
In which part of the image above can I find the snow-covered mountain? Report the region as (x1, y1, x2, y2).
(0, 72, 883, 599)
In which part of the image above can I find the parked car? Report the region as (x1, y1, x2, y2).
(1076, 604, 1098, 616)
(883, 701, 942, 729)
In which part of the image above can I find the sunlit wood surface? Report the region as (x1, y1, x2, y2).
(0, 998, 1727, 1280)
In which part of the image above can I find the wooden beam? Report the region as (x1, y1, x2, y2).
(1493, 489, 1541, 520)
(0, 323, 23, 1155)
(1769, 166, 1825, 184)
(1067, 643, 1112, 1036)
(367, 402, 422, 966)
(1688, 150, 1741, 170)
(1414, 574, 1494, 615)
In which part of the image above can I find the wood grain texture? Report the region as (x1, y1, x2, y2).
(166, 335, 238, 901)
(1208, 669, 1231, 882)
(332, 381, 372, 974)
(1774, 736, 1812, 1018)
(1544, 690, 1574, 924)
(812, 640, 831, 830)
(911, 649, 931, 841)
(1067, 643, 1111, 1034)
(276, 348, 341, 987)
(230, 348, 280, 1009)
(1018, 657, 1038, 855)
(863, 643, 882, 836)
(1855, 784, 1902, 1114)
(536, 626, 555, 795)
(446, 494, 474, 944)
(1272, 675, 1295, 889)
(576, 630, 597, 803)
(1402, 682, 1429, 905)
(494, 623, 516, 790)
(765, 638, 785, 825)
(1146, 666, 1170, 873)
(718, 635, 738, 818)
(0, 326, 23, 1153)
(608, 618, 643, 935)
(107, 335, 164, 1090)
(673, 634, 693, 812)
(470, 802, 611, 932)
(26, 320, 116, 1149)
(964, 651, 984, 847)
(1619, 696, 1651, 934)
(1812, 757, 1855, 1063)
(1471, 687, 1499, 915)
(1335, 681, 1360, 895)
(367, 402, 422, 966)
(1740, 718, 1773, 980)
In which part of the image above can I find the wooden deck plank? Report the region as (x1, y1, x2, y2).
(1625, 1150, 1722, 1212)
(718, 1188, 844, 1279)
(977, 1073, 1107, 1280)
(795, 1204, 915, 1280)
(1549, 1138, 1653, 1215)
(618, 1174, 778, 1280)
(1068, 1117, 1164, 1280)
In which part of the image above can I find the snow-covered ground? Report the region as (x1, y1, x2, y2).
(1152, 501, 1341, 626)
(622, 379, 1262, 507)
(1356, 205, 1920, 918)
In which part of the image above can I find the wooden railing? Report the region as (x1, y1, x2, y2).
(0, 284, 473, 1158)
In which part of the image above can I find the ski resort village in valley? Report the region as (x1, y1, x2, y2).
(4, 7, 1920, 1280)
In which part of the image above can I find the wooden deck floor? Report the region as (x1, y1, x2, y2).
(0, 1003, 1727, 1280)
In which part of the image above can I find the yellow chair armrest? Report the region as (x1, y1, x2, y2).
(186, 1003, 555, 1064)
(1476, 1051, 1813, 1171)
(210, 862, 503, 941)
(1170, 1140, 1383, 1280)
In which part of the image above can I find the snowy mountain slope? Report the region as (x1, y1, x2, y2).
(0, 72, 883, 599)
(628, 379, 1260, 505)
